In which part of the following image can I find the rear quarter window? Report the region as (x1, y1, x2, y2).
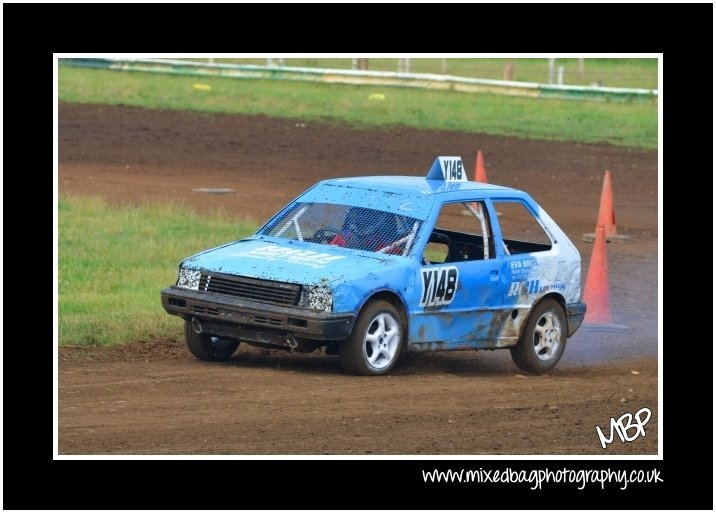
(492, 200, 552, 254)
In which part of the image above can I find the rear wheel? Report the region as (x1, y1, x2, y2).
(184, 320, 240, 361)
(340, 300, 404, 376)
(510, 298, 567, 374)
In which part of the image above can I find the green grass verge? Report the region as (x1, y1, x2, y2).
(59, 66, 657, 149)
(59, 196, 257, 345)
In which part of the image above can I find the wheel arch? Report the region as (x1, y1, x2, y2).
(357, 290, 409, 344)
(510, 293, 567, 342)
(538, 292, 567, 314)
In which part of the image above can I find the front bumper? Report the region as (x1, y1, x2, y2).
(161, 286, 355, 346)
(566, 301, 587, 337)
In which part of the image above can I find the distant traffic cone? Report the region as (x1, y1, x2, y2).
(466, 151, 489, 213)
(598, 170, 617, 237)
(583, 170, 629, 242)
(581, 225, 628, 331)
(474, 150, 488, 183)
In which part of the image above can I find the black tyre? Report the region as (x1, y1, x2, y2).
(510, 298, 567, 374)
(184, 320, 240, 362)
(339, 300, 404, 376)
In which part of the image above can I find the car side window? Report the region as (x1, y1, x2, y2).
(492, 200, 553, 254)
(423, 201, 495, 264)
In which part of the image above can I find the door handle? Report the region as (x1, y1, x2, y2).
(490, 269, 499, 281)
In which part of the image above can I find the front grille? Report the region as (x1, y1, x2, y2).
(191, 305, 219, 316)
(198, 273, 301, 306)
(254, 315, 283, 326)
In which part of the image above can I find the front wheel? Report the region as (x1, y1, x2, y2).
(510, 298, 567, 374)
(340, 300, 404, 375)
(184, 320, 240, 361)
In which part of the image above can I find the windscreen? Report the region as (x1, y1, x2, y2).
(260, 202, 422, 256)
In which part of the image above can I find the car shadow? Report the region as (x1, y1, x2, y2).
(218, 345, 533, 377)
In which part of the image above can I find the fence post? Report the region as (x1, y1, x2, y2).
(548, 58, 555, 84)
(557, 65, 564, 85)
(503, 59, 514, 81)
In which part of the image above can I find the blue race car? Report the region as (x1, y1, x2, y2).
(161, 156, 586, 375)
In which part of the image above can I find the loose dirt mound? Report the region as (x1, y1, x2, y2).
(58, 103, 658, 455)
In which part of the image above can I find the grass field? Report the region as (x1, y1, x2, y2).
(59, 65, 657, 148)
(185, 57, 658, 89)
(58, 196, 256, 345)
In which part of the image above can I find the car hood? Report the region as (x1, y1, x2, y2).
(181, 237, 404, 285)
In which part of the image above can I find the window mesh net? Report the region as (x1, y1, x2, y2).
(260, 203, 422, 256)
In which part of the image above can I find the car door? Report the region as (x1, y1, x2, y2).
(490, 198, 560, 304)
(409, 200, 510, 348)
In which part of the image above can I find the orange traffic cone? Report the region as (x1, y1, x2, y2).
(598, 170, 617, 238)
(475, 150, 488, 183)
(583, 225, 611, 324)
(466, 150, 489, 213)
(581, 225, 628, 331)
(583, 170, 629, 242)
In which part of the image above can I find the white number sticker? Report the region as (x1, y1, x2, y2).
(419, 265, 459, 307)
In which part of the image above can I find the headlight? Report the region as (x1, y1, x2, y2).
(301, 284, 333, 311)
(177, 267, 201, 290)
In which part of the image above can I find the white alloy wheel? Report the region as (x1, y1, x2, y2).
(363, 312, 401, 370)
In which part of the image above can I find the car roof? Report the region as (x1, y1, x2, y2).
(321, 175, 521, 196)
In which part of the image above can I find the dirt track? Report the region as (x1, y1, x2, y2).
(58, 103, 659, 455)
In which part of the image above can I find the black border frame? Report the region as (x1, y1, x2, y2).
(3, 3, 711, 510)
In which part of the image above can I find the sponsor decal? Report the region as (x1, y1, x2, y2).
(509, 258, 539, 280)
(508, 279, 540, 297)
(507, 280, 566, 297)
(232, 245, 345, 269)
